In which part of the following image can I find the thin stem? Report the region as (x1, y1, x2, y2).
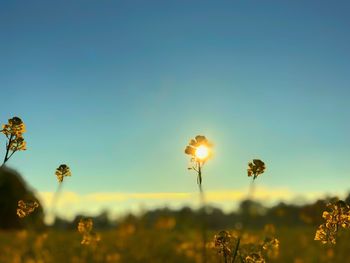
(2, 134, 14, 166)
(7, 149, 17, 162)
(231, 237, 240, 263)
(198, 162, 203, 199)
(197, 161, 207, 263)
(222, 247, 228, 263)
(50, 182, 64, 224)
(248, 177, 256, 200)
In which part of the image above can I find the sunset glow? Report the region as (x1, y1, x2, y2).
(195, 145, 209, 160)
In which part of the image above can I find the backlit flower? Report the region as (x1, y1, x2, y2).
(314, 200, 350, 244)
(1, 117, 26, 137)
(247, 159, 266, 179)
(184, 135, 212, 163)
(55, 164, 71, 183)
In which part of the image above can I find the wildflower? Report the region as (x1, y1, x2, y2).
(1, 117, 27, 165)
(1, 117, 26, 137)
(55, 164, 71, 183)
(77, 218, 100, 246)
(262, 237, 280, 258)
(214, 230, 232, 256)
(78, 218, 93, 234)
(184, 135, 212, 186)
(245, 253, 266, 263)
(262, 237, 279, 250)
(247, 159, 266, 180)
(185, 135, 213, 263)
(9, 136, 26, 151)
(184, 135, 212, 163)
(81, 232, 101, 245)
(17, 200, 39, 218)
(314, 200, 350, 244)
(315, 224, 337, 244)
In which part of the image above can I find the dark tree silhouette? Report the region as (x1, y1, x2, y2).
(0, 166, 44, 229)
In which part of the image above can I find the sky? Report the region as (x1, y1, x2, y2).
(1, 0, 350, 219)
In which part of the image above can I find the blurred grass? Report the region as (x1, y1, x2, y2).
(1, 226, 350, 263)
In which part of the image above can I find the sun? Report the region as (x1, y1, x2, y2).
(195, 145, 209, 160)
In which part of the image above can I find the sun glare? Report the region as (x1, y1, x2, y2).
(195, 145, 209, 160)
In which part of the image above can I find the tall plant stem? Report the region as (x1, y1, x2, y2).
(197, 162, 207, 263)
(248, 177, 256, 200)
(50, 182, 64, 224)
(223, 253, 228, 263)
(231, 237, 240, 263)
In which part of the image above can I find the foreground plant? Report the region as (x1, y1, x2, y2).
(51, 164, 72, 222)
(247, 159, 266, 180)
(55, 164, 72, 183)
(247, 159, 266, 199)
(185, 135, 212, 193)
(16, 200, 39, 218)
(185, 135, 213, 263)
(212, 228, 279, 263)
(314, 200, 350, 244)
(214, 231, 234, 263)
(214, 159, 269, 262)
(1, 116, 27, 166)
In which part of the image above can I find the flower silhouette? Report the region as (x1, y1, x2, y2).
(1, 117, 27, 165)
(184, 135, 212, 187)
(1, 117, 26, 137)
(184, 135, 212, 163)
(247, 159, 266, 180)
(55, 164, 71, 183)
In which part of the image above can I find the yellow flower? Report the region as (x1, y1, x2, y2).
(1, 117, 27, 164)
(262, 237, 279, 250)
(184, 135, 212, 162)
(214, 230, 232, 256)
(55, 164, 71, 183)
(185, 135, 213, 187)
(1, 117, 26, 137)
(315, 224, 337, 244)
(78, 218, 93, 234)
(245, 253, 266, 263)
(17, 200, 39, 218)
(262, 237, 280, 258)
(315, 200, 350, 244)
(247, 159, 266, 179)
(81, 232, 101, 245)
(78, 218, 100, 246)
(9, 136, 26, 151)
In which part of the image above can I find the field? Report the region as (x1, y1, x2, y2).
(1, 225, 350, 263)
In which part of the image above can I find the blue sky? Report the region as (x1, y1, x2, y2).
(1, 0, 350, 217)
